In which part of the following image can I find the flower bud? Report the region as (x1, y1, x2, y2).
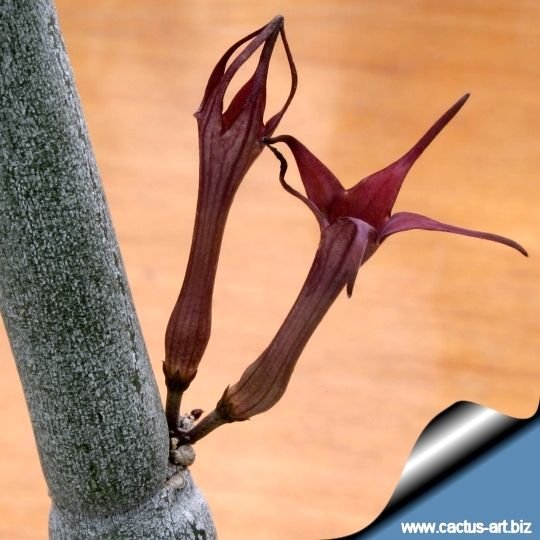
(164, 17, 297, 428)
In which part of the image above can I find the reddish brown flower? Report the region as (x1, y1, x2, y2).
(164, 16, 297, 429)
(180, 95, 526, 443)
(265, 94, 527, 273)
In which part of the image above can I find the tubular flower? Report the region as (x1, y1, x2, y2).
(180, 95, 526, 444)
(218, 218, 374, 419)
(163, 16, 297, 428)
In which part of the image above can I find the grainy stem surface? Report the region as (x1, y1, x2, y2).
(0, 1, 215, 536)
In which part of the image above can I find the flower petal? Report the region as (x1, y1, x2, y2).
(196, 16, 284, 125)
(379, 211, 528, 256)
(197, 16, 296, 138)
(262, 26, 298, 137)
(345, 218, 379, 296)
(265, 135, 345, 218)
(265, 141, 328, 229)
(347, 94, 470, 230)
(221, 25, 279, 131)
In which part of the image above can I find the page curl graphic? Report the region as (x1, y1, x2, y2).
(333, 400, 539, 539)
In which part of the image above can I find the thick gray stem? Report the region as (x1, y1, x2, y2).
(0, 1, 215, 536)
(49, 468, 216, 539)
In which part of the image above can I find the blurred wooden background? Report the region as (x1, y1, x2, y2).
(1, 1, 538, 539)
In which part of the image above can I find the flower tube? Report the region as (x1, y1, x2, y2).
(164, 16, 297, 430)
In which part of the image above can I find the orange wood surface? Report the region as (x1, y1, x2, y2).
(1, 1, 538, 539)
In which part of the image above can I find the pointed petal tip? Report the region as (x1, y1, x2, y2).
(346, 278, 355, 298)
(381, 212, 529, 258)
(485, 235, 528, 258)
(270, 14, 285, 25)
(402, 93, 471, 164)
(452, 92, 470, 113)
(264, 15, 284, 34)
(500, 240, 528, 257)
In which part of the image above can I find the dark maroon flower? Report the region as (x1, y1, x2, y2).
(265, 94, 527, 282)
(180, 95, 527, 444)
(164, 16, 297, 430)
